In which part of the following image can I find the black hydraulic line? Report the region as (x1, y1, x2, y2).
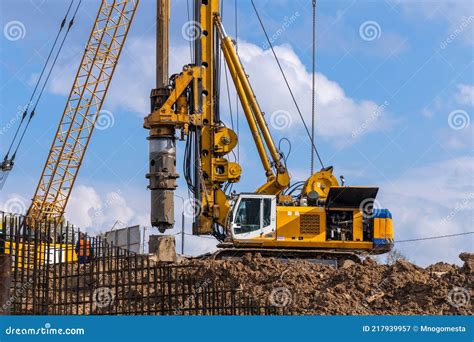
(10, 0, 82, 163)
(287, 186, 303, 196)
(193, 0, 201, 233)
(250, 0, 325, 170)
(284, 181, 304, 195)
(3, 0, 75, 161)
(278, 137, 291, 167)
(184, 131, 196, 195)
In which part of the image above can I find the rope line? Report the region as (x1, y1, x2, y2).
(10, 0, 82, 162)
(250, 0, 324, 169)
(4, 0, 75, 160)
(395, 232, 473, 243)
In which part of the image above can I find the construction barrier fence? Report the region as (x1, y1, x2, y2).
(0, 212, 285, 315)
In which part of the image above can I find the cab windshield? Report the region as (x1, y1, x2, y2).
(234, 197, 271, 235)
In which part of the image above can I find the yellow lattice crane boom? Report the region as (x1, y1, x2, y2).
(27, 0, 139, 224)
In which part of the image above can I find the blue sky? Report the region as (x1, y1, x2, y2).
(1, 0, 473, 265)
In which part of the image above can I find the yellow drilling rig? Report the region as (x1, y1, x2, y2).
(145, 0, 393, 261)
(3, 0, 392, 263)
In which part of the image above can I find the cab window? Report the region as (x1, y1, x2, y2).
(263, 198, 271, 227)
(234, 198, 261, 234)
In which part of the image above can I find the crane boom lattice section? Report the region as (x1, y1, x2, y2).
(27, 0, 139, 223)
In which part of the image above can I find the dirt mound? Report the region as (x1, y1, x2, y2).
(183, 253, 473, 315)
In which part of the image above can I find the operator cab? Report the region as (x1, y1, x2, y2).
(230, 194, 276, 239)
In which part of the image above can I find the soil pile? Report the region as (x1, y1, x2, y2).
(183, 253, 473, 315)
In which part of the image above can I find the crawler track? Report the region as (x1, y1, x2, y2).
(210, 245, 363, 266)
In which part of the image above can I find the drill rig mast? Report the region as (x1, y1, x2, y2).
(146, 0, 241, 235)
(145, 1, 289, 235)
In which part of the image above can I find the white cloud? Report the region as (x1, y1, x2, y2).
(421, 83, 473, 149)
(455, 84, 474, 106)
(442, 126, 473, 150)
(234, 41, 391, 143)
(65, 185, 102, 229)
(421, 83, 473, 120)
(398, 1, 474, 46)
(64, 184, 219, 256)
(48, 37, 390, 144)
(380, 156, 474, 266)
(66, 185, 135, 234)
(385, 156, 473, 205)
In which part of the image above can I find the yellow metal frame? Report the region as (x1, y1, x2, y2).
(216, 16, 290, 195)
(27, 0, 139, 223)
(144, 65, 203, 133)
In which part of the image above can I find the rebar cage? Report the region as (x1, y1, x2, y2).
(0, 212, 285, 315)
